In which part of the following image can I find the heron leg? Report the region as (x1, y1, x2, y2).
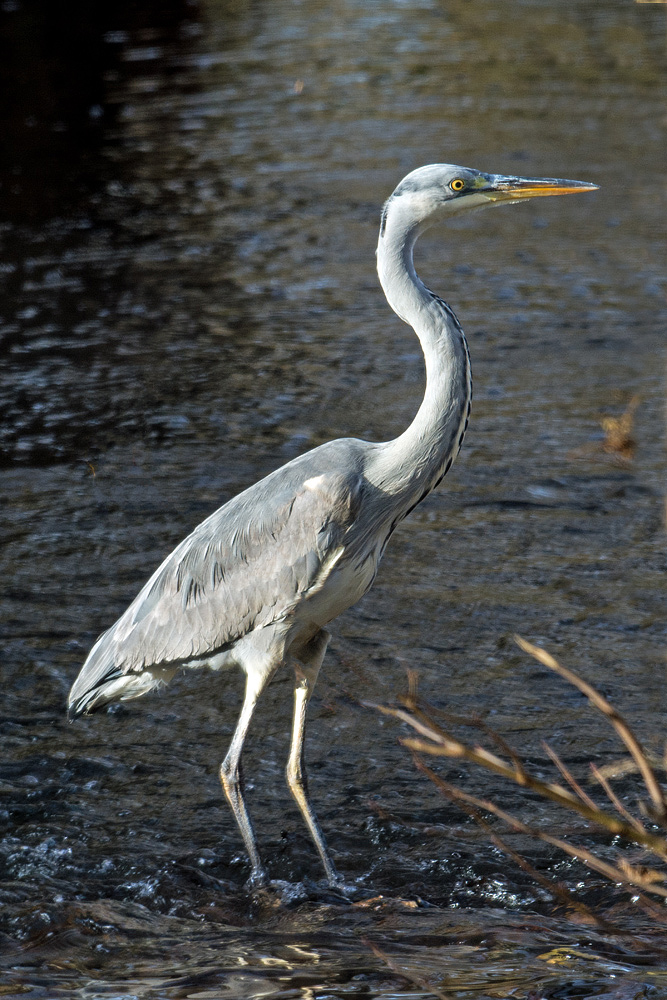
(220, 662, 276, 887)
(286, 628, 341, 887)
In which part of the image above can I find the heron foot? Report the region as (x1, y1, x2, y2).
(259, 877, 363, 905)
(325, 878, 365, 901)
(244, 866, 269, 892)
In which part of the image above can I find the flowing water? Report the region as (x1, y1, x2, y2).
(1, 0, 666, 996)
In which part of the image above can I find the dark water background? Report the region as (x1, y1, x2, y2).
(1, 0, 666, 996)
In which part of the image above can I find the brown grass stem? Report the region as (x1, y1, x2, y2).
(370, 699, 667, 858)
(542, 741, 599, 812)
(590, 763, 646, 834)
(413, 758, 667, 902)
(514, 636, 667, 822)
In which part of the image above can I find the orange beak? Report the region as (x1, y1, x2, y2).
(481, 174, 599, 202)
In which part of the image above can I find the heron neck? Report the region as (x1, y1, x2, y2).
(370, 211, 471, 502)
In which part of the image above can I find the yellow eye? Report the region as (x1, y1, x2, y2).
(450, 178, 465, 192)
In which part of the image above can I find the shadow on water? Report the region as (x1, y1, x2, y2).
(1, 0, 666, 996)
(0, 0, 260, 469)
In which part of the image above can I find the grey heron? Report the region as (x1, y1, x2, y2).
(69, 163, 597, 888)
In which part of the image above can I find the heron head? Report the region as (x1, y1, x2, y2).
(383, 163, 598, 234)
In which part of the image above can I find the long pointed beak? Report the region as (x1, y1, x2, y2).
(482, 174, 599, 203)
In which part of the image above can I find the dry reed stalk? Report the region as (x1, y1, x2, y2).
(514, 636, 667, 823)
(542, 741, 599, 812)
(370, 637, 667, 918)
(372, 702, 667, 858)
(414, 759, 667, 905)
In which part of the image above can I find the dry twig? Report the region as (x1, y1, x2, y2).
(370, 700, 667, 858)
(371, 637, 667, 924)
(514, 636, 667, 823)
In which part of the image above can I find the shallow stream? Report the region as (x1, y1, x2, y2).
(1, 1, 666, 996)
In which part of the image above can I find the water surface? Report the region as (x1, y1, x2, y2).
(1, 0, 666, 996)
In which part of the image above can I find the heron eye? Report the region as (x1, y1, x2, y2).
(450, 178, 466, 192)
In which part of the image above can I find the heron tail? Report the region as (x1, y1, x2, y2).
(68, 665, 177, 719)
(68, 630, 177, 719)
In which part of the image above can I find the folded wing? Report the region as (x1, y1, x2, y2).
(69, 458, 364, 715)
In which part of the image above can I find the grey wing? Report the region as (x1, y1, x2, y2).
(69, 461, 364, 709)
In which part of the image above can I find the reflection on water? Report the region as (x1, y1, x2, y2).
(1, 0, 666, 996)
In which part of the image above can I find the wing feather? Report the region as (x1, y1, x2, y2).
(70, 447, 366, 709)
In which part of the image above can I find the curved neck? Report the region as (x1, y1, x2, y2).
(369, 203, 472, 502)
